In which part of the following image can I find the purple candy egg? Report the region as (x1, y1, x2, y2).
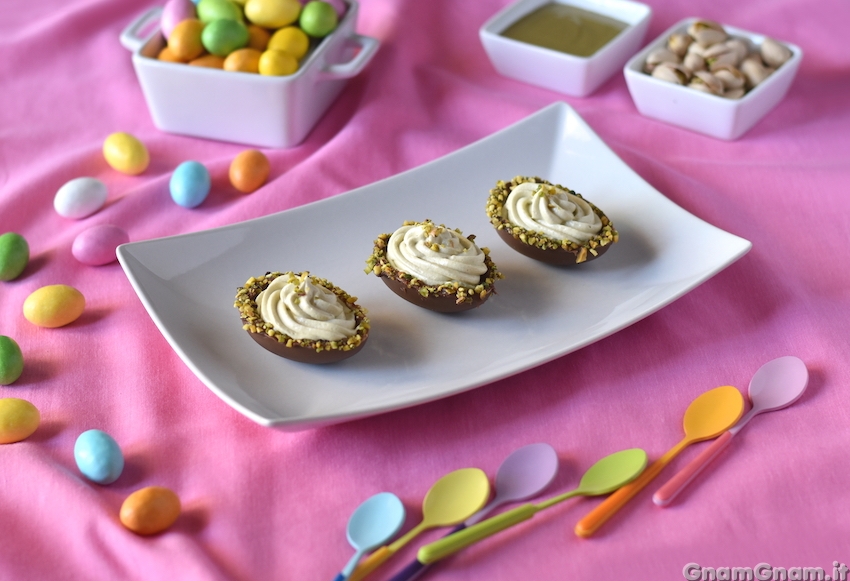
(72, 224, 129, 266)
(161, 0, 197, 40)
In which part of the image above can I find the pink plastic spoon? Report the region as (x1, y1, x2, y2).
(653, 356, 808, 507)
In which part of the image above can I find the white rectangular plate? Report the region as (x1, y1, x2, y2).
(118, 102, 751, 431)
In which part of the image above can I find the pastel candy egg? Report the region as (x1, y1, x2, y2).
(103, 132, 149, 175)
(23, 284, 86, 328)
(54, 177, 108, 219)
(0, 398, 40, 444)
(244, 0, 300, 28)
(0, 336, 24, 386)
(197, 0, 243, 23)
(189, 54, 225, 68)
(201, 18, 249, 56)
(161, 0, 197, 39)
(0, 232, 29, 281)
(74, 429, 124, 484)
(223, 48, 261, 73)
(170, 161, 211, 208)
(258, 49, 298, 75)
(120, 486, 181, 535)
(229, 149, 270, 193)
(299, 1, 338, 37)
(72, 224, 129, 266)
(246, 24, 270, 51)
(268, 25, 309, 59)
(168, 19, 206, 61)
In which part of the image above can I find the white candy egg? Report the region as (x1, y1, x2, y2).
(54, 177, 108, 219)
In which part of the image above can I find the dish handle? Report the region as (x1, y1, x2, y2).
(120, 8, 164, 52)
(321, 33, 380, 80)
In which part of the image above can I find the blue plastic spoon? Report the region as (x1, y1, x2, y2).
(332, 492, 406, 581)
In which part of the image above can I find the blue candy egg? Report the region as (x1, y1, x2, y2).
(74, 429, 124, 484)
(170, 161, 211, 208)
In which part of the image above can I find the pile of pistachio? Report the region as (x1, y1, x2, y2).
(643, 20, 793, 99)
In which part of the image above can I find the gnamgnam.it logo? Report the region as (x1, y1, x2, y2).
(683, 562, 849, 581)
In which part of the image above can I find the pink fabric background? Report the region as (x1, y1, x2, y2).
(2, 0, 849, 579)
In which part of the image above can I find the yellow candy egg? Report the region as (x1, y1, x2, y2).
(244, 0, 300, 29)
(258, 49, 298, 76)
(103, 132, 149, 175)
(168, 19, 206, 61)
(23, 285, 86, 328)
(246, 24, 271, 51)
(0, 398, 40, 444)
(120, 486, 182, 535)
(268, 25, 309, 59)
(229, 149, 270, 193)
(223, 48, 261, 73)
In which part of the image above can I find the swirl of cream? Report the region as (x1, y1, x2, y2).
(386, 223, 488, 287)
(504, 182, 602, 244)
(256, 274, 356, 341)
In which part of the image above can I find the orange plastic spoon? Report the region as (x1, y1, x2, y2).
(574, 385, 744, 538)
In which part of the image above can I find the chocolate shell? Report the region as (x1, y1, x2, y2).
(234, 272, 369, 364)
(486, 176, 618, 265)
(379, 276, 491, 313)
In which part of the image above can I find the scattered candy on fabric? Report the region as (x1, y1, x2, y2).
(120, 486, 182, 535)
(0, 232, 29, 281)
(0, 336, 24, 386)
(72, 224, 129, 266)
(202, 19, 249, 56)
(229, 149, 270, 192)
(168, 19, 206, 61)
(54, 177, 108, 219)
(74, 429, 125, 484)
(23, 284, 85, 328)
(244, 0, 301, 29)
(103, 132, 149, 175)
(170, 161, 211, 208)
(161, 0, 197, 39)
(0, 398, 40, 444)
(299, 1, 338, 37)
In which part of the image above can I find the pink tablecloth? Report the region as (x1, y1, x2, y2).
(2, 0, 849, 579)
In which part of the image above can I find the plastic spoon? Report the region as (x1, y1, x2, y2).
(653, 356, 809, 506)
(347, 467, 490, 581)
(574, 385, 745, 538)
(332, 492, 406, 581)
(417, 448, 648, 565)
(389, 443, 559, 581)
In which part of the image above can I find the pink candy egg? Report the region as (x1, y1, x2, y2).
(72, 224, 129, 266)
(161, 0, 197, 40)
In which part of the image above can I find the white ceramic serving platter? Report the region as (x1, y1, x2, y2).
(118, 102, 751, 431)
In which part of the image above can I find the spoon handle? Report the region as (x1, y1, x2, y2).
(386, 523, 466, 581)
(574, 445, 682, 538)
(347, 546, 391, 581)
(417, 504, 538, 565)
(653, 431, 735, 507)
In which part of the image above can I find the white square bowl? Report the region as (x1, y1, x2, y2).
(623, 18, 803, 140)
(479, 0, 652, 97)
(119, 1, 379, 148)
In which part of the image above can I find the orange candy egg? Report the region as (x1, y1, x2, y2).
(168, 19, 206, 61)
(189, 54, 225, 68)
(229, 150, 270, 193)
(223, 48, 262, 73)
(246, 24, 271, 51)
(120, 486, 181, 535)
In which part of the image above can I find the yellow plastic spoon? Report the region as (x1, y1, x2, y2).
(574, 385, 744, 538)
(416, 448, 648, 565)
(347, 467, 490, 581)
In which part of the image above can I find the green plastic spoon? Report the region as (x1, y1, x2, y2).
(416, 448, 648, 565)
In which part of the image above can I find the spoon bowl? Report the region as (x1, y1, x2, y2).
(333, 492, 406, 580)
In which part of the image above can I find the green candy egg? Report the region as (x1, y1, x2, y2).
(0, 336, 24, 385)
(299, 1, 338, 37)
(0, 232, 29, 281)
(201, 19, 249, 56)
(197, 0, 243, 23)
